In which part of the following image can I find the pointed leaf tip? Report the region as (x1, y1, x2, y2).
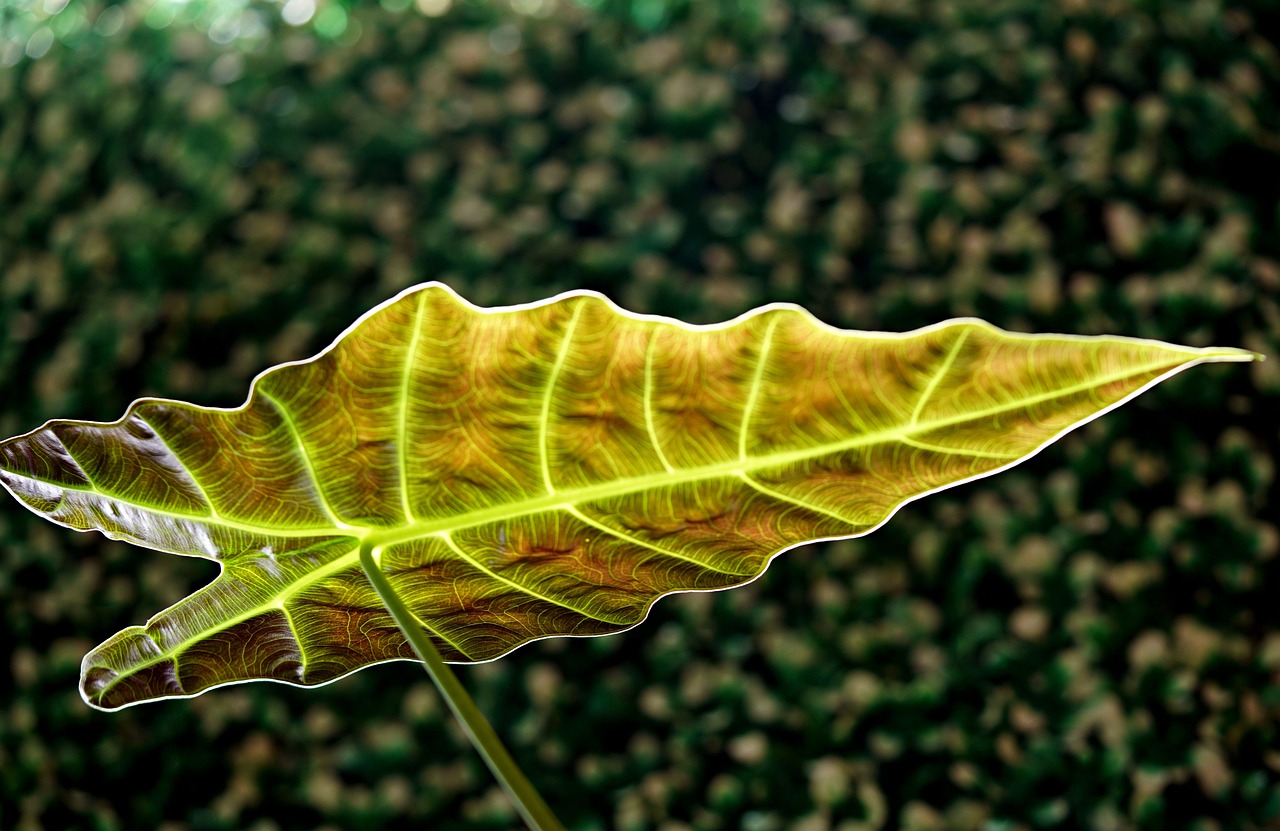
(1198, 346, 1265, 363)
(0, 285, 1253, 707)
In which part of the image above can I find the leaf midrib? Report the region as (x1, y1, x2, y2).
(85, 354, 1195, 702)
(367, 353, 1187, 547)
(43, 355, 1190, 554)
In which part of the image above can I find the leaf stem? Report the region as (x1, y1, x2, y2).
(358, 542, 565, 831)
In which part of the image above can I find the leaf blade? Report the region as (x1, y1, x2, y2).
(0, 284, 1257, 709)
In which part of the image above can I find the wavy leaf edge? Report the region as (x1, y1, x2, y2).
(0, 281, 1260, 710)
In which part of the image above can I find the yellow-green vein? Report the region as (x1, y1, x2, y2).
(539, 301, 586, 495)
(643, 328, 675, 473)
(257, 390, 358, 532)
(436, 530, 632, 625)
(564, 504, 751, 577)
(739, 314, 780, 463)
(399, 291, 429, 523)
(910, 327, 970, 425)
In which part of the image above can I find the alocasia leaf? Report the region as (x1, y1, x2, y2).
(0, 284, 1257, 709)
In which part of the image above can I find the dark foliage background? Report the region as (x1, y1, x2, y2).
(1, 0, 1278, 829)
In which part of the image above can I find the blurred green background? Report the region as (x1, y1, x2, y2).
(1, 0, 1278, 829)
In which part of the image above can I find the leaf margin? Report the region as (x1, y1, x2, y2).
(0, 281, 1260, 710)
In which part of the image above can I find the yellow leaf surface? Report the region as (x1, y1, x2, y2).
(0, 283, 1257, 709)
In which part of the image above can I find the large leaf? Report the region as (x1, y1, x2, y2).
(0, 284, 1256, 709)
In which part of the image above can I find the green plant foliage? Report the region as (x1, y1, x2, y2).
(0, 284, 1255, 710)
(4, 0, 1279, 827)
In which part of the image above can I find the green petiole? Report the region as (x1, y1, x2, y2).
(358, 541, 565, 831)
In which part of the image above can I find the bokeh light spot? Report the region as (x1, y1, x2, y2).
(631, 0, 666, 30)
(511, 0, 550, 16)
(92, 5, 124, 36)
(313, 5, 348, 38)
(208, 13, 241, 44)
(281, 0, 316, 27)
(488, 23, 520, 55)
(415, 0, 450, 16)
(49, 4, 85, 38)
(778, 94, 811, 124)
(0, 41, 23, 68)
(144, 2, 179, 29)
(209, 52, 244, 84)
(25, 27, 54, 59)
